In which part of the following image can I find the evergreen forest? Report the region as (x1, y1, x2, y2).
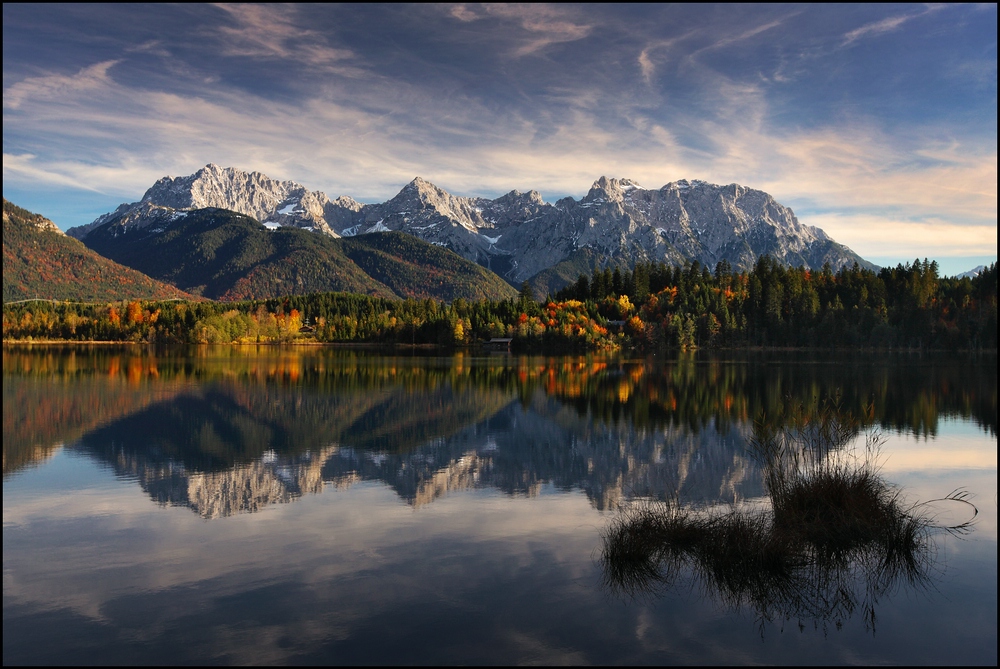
(3, 257, 995, 351)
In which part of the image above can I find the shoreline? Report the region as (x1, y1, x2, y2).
(4, 339, 995, 355)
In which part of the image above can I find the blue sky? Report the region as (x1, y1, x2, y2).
(3, 3, 996, 275)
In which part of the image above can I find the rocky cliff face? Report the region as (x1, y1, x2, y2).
(69, 165, 872, 287)
(68, 164, 358, 239)
(3, 199, 64, 234)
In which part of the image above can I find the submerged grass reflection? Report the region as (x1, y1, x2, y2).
(600, 403, 978, 633)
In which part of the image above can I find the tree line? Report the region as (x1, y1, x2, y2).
(557, 257, 996, 350)
(3, 257, 996, 351)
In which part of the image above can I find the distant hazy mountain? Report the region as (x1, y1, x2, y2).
(2, 199, 193, 303)
(956, 265, 988, 279)
(78, 206, 517, 302)
(69, 165, 874, 293)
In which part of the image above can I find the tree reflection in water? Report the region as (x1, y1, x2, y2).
(600, 403, 978, 634)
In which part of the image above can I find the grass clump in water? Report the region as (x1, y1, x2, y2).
(601, 402, 976, 632)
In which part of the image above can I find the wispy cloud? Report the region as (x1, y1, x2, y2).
(449, 4, 481, 23)
(842, 15, 912, 46)
(804, 213, 996, 258)
(637, 48, 655, 84)
(4, 61, 119, 110)
(211, 4, 360, 73)
(633, 17, 790, 90)
(636, 33, 695, 85)
(3, 153, 167, 196)
(765, 133, 997, 224)
(448, 4, 593, 57)
(3, 154, 105, 193)
(692, 18, 787, 56)
(840, 5, 944, 46)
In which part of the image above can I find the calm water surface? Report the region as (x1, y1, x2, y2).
(3, 347, 996, 665)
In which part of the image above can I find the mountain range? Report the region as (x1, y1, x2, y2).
(67, 164, 873, 296)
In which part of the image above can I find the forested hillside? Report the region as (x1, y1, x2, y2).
(2, 200, 193, 303)
(339, 233, 518, 302)
(81, 208, 517, 302)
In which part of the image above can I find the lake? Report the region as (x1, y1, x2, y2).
(3, 346, 996, 665)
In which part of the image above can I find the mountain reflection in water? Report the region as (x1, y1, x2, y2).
(2, 347, 996, 666)
(601, 404, 980, 634)
(3, 347, 996, 519)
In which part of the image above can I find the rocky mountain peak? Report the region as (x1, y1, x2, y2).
(133, 163, 298, 217)
(382, 177, 486, 223)
(662, 179, 707, 194)
(71, 164, 344, 238)
(399, 176, 450, 202)
(587, 176, 644, 202)
(494, 189, 546, 207)
(331, 195, 364, 211)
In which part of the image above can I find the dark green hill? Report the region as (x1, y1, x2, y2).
(82, 208, 517, 302)
(339, 232, 518, 302)
(2, 199, 194, 303)
(526, 248, 613, 299)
